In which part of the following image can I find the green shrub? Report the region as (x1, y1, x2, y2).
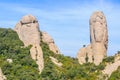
(109, 66, 120, 80)
(0, 28, 119, 80)
(0, 28, 40, 80)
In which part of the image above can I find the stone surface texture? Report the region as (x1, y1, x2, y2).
(14, 14, 44, 73)
(77, 11, 108, 65)
(50, 56, 63, 67)
(102, 53, 120, 78)
(42, 32, 60, 54)
(0, 68, 6, 80)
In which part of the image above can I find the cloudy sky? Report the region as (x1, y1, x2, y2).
(0, 0, 120, 57)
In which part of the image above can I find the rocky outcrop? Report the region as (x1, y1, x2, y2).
(50, 56, 63, 67)
(77, 11, 108, 65)
(14, 15, 40, 46)
(77, 44, 93, 64)
(90, 11, 108, 65)
(0, 68, 6, 80)
(42, 32, 60, 54)
(14, 15, 44, 73)
(102, 53, 120, 78)
(6, 59, 13, 63)
(77, 47, 87, 64)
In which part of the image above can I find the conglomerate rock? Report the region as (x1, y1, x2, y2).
(102, 53, 120, 79)
(14, 14, 44, 73)
(77, 11, 108, 65)
(0, 68, 6, 80)
(41, 32, 60, 54)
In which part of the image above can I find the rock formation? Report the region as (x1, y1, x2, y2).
(102, 53, 120, 78)
(14, 15, 44, 73)
(6, 59, 13, 63)
(41, 32, 60, 54)
(49, 56, 63, 67)
(77, 47, 87, 64)
(77, 44, 93, 64)
(90, 11, 108, 65)
(77, 11, 108, 65)
(0, 68, 6, 80)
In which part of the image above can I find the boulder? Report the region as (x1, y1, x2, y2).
(6, 59, 13, 63)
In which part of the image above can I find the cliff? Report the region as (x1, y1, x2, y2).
(77, 11, 108, 65)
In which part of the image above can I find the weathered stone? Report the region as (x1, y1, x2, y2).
(14, 15, 40, 46)
(102, 61, 120, 78)
(77, 47, 86, 64)
(114, 53, 120, 62)
(7, 59, 13, 63)
(77, 11, 108, 65)
(14, 14, 44, 73)
(90, 11, 108, 65)
(77, 44, 93, 64)
(42, 32, 60, 54)
(20, 15, 38, 24)
(0, 68, 6, 80)
(102, 53, 120, 79)
(50, 56, 63, 67)
(92, 43, 106, 65)
(86, 44, 93, 63)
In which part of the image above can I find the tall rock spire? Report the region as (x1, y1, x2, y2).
(90, 11, 108, 50)
(90, 11, 108, 65)
(14, 14, 44, 73)
(77, 11, 108, 65)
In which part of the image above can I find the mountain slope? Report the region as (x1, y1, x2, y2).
(0, 28, 41, 80)
(0, 28, 120, 80)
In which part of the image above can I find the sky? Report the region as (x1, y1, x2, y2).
(0, 0, 120, 57)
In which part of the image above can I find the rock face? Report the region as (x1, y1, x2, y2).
(49, 56, 63, 67)
(0, 68, 6, 80)
(77, 11, 108, 65)
(14, 15, 44, 73)
(102, 53, 120, 78)
(42, 32, 60, 54)
(90, 11, 108, 65)
(77, 47, 87, 64)
(14, 15, 40, 46)
(77, 44, 93, 64)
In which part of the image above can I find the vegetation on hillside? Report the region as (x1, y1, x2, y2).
(0, 28, 41, 80)
(40, 42, 106, 80)
(0, 28, 119, 80)
(109, 66, 120, 80)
